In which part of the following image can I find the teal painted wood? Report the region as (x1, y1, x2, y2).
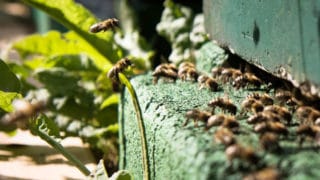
(204, 0, 320, 86)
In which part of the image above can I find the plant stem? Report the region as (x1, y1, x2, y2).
(118, 73, 150, 180)
(33, 125, 91, 176)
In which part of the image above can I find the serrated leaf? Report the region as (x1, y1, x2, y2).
(47, 54, 99, 72)
(0, 59, 21, 92)
(36, 114, 60, 137)
(13, 31, 80, 58)
(0, 91, 22, 112)
(100, 94, 119, 110)
(7, 62, 32, 79)
(36, 68, 80, 96)
(13, 31, 114, 71)
(21, 0, 122, 65)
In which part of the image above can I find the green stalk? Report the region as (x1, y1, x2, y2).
(118, 72, 150, 180)
(33, 124, 91, 176)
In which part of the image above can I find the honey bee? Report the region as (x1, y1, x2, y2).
(233, 73, 262, 89)
(214, 127, 237, 147)
(247, 112, 281, 124)
(296, 124, 320, 146)
(206, 114, 239, 131)
(254, 121, 288, 135)
(197, 75, 219, 91)
(225, 144, 260, 164)
(184, 109, 211, 127)
(220, 68, 242, 83)
(275, 90, 293, 104)
(263, 105, 292, 125)
(241, 98, 264, 114)
(243, 167, 281, 180)
(295, 106, 320, 125)
(247, 93, 273, 106)
(208, 97, 237, 115)
(107, 57, 132, 91)
(259, 132, 280, 152)
(107, 57, 132, 79)
(152, 63, 178, 84)
(178, 62, 198, 81)
(1, 100, 47, 129)
(211, 67, 223, 79)
(89, 18, 119, 33)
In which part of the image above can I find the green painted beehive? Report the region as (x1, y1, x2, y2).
(119, 42, 320, 179)
(204, 0, 320, 91)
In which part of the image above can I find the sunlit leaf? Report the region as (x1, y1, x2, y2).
(21, 0, 122, 64)
(13, 31, 113, 70)
(100, 94, 119, 110)
(0, 91, 21, 112)
(47, 54, 99, 72)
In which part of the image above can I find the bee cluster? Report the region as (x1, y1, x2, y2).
(152, 61, 320, 179)
(152, 61, 220, 92)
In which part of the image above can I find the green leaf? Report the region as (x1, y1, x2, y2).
(0, 91, 21, 112)
(88, 159, 133, 180)
(36, 114, 60, 137)
(88, 159, 109, 180)
(30, 114, 90, 175)
(109, 170, 133, 180)
(21, 0, 122, 65)
(47, 54, 99, 72)
(36, 68, 80, 96)
(0, 59, 21, 92)
(13, 31, 114, 70)
(100, 94, 119, 110)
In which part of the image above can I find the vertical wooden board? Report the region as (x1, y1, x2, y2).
(204, 0, 320, 86)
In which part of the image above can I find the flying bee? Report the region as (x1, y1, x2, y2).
(89, 18, 119, 33)
(243, 167, 281, 180)
(220, 68, 242, 83)
(295, 106, 320, 125)
(152, 63, 178, 84)
(1, 100, 47, 129)
(206, 114, 239, 131)
(178, 62, 198, 81)
(208, 97, 237, 115)
(241, 98, 264, 114)
(296, 124, 320, 147)
(254, 121, 288, 135)
(259, 132, 280, 152)
(184, 109, 211, 127)
(247, 93, 273, 106)
(214, 127, 237, 147)
(247, 112, 281, 124)
(233, 73, 262, 89)
(197, 75, 219, 91)
(107, 57, 132, 91)
(263, 105, 292, 125)
(225, 144, 260, 165)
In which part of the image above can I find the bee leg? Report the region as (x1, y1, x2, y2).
(183, 118, 190, 126)
(194, 119, 199, 128)
(153, 77, 159, 84)
(298, 136, 304, 148)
